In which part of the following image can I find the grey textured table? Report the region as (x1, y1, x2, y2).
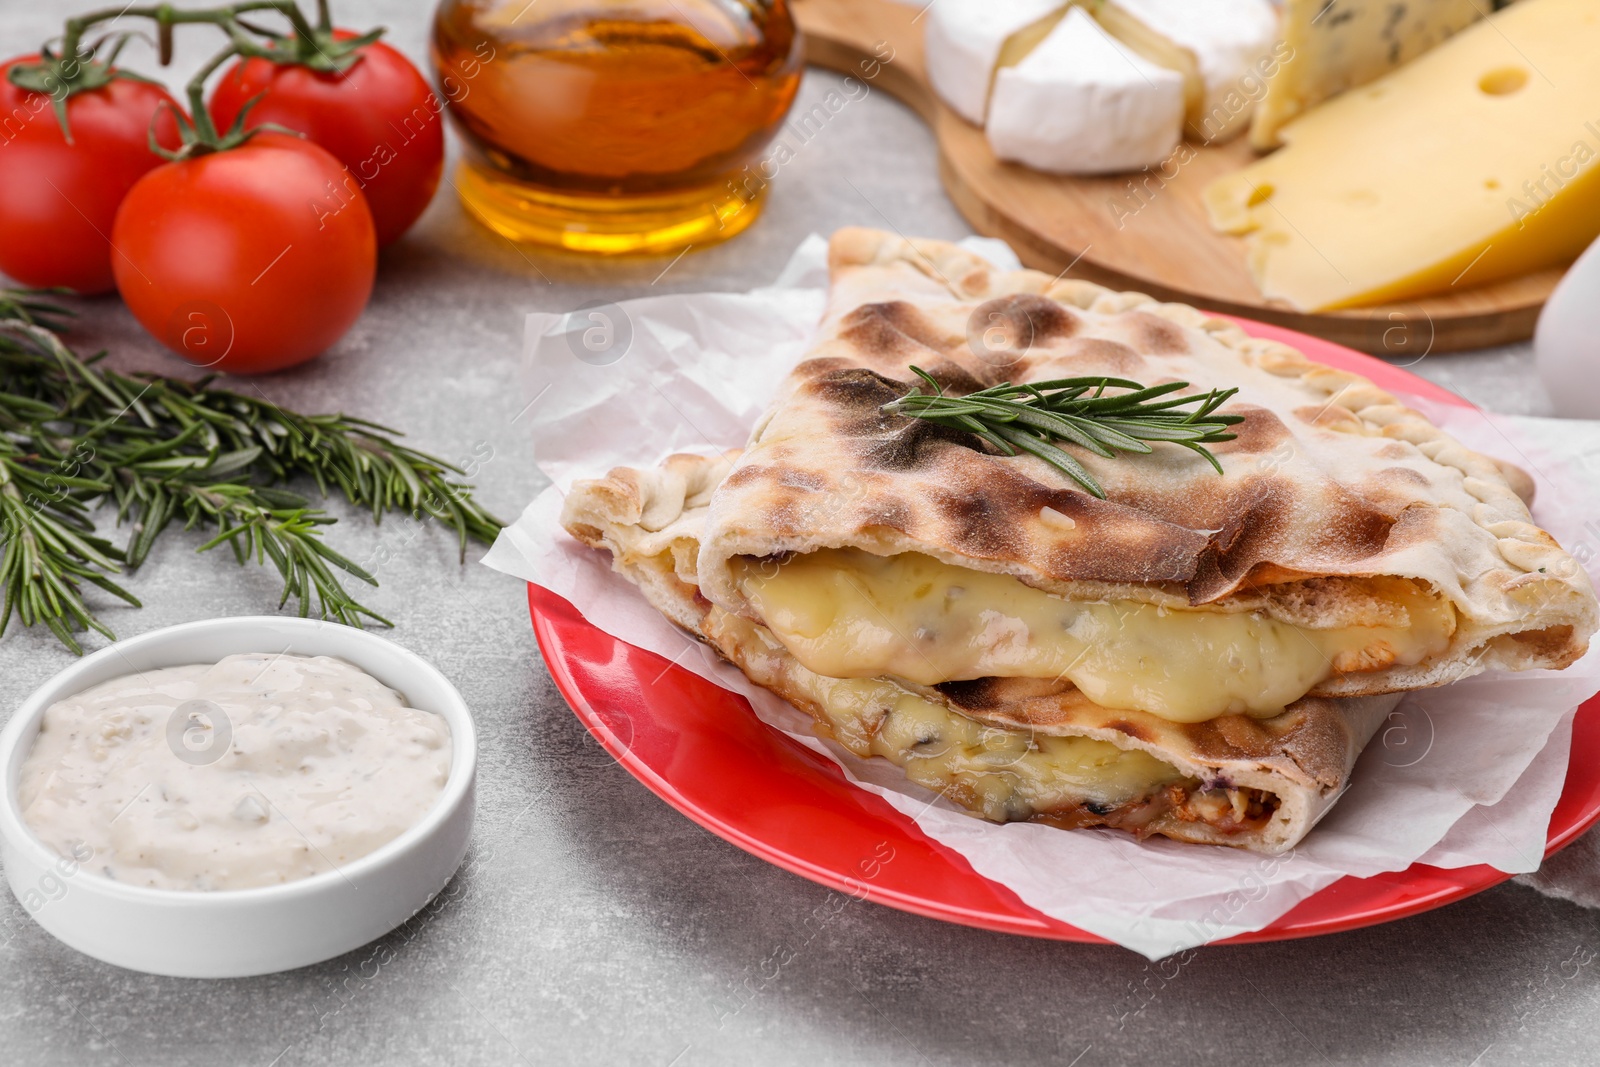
(2, 2, 1595, 1064)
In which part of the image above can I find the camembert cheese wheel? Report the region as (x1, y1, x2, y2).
(986, 6, 1184, 175)
(923, 0, 1071, 126)
(1092, 0, 1280, 144)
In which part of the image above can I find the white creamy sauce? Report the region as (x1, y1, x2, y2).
(18, 653, 451, 891)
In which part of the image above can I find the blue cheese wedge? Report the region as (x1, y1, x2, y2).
(924, 0, 1072, 125)
(1250, 0, 1519, 149)
(986, 6, 1184, 175)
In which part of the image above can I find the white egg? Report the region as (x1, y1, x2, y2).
(1535, 235, 1600, 419)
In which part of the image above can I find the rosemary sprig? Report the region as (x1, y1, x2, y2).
(0, 288, 502, 654)
(881, 366, 1245, 499)
(0, 437, 136, 653)
(90, 377, 503, 559)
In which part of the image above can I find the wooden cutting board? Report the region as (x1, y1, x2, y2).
(793, 0, 1558, 355)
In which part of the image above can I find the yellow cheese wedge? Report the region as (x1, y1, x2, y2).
(1204, 0, 1600, 311)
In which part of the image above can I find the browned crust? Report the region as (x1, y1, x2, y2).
(561, 466, 1402, 853)
(554, 226, 1600, 851)
(690, 229, 1595, 689)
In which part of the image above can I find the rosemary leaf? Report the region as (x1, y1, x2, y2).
(882, 366, 1242, 499)
(992, 425, 1105, 499)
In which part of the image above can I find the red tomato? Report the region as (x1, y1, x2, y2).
(0, 56, 182, 294)
(209, 33, 444, 247)
(111, 133, 376, 375)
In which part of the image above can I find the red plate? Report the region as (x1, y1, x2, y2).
(528, 320, 1600, 944)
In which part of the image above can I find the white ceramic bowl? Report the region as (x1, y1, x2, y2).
(0, 617, 476, 978)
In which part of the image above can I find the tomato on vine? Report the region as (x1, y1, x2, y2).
(209, 24, 444, 247)
(113, 129, 377, 375)
(7, 2, 431, 371)
(0, 43, 183, 294)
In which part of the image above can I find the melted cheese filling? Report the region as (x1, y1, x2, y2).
(717, 612, 1281, 837)
(734, 549, 1454, 723)
(732, 620, 1190, 820)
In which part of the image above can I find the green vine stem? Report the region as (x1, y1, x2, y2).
(55, 2, 321, 69)
(8, 1, 384, 141)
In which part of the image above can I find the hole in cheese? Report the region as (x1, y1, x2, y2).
(733, 549, 1455, 724)
(1478, 66, 1528, 96)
